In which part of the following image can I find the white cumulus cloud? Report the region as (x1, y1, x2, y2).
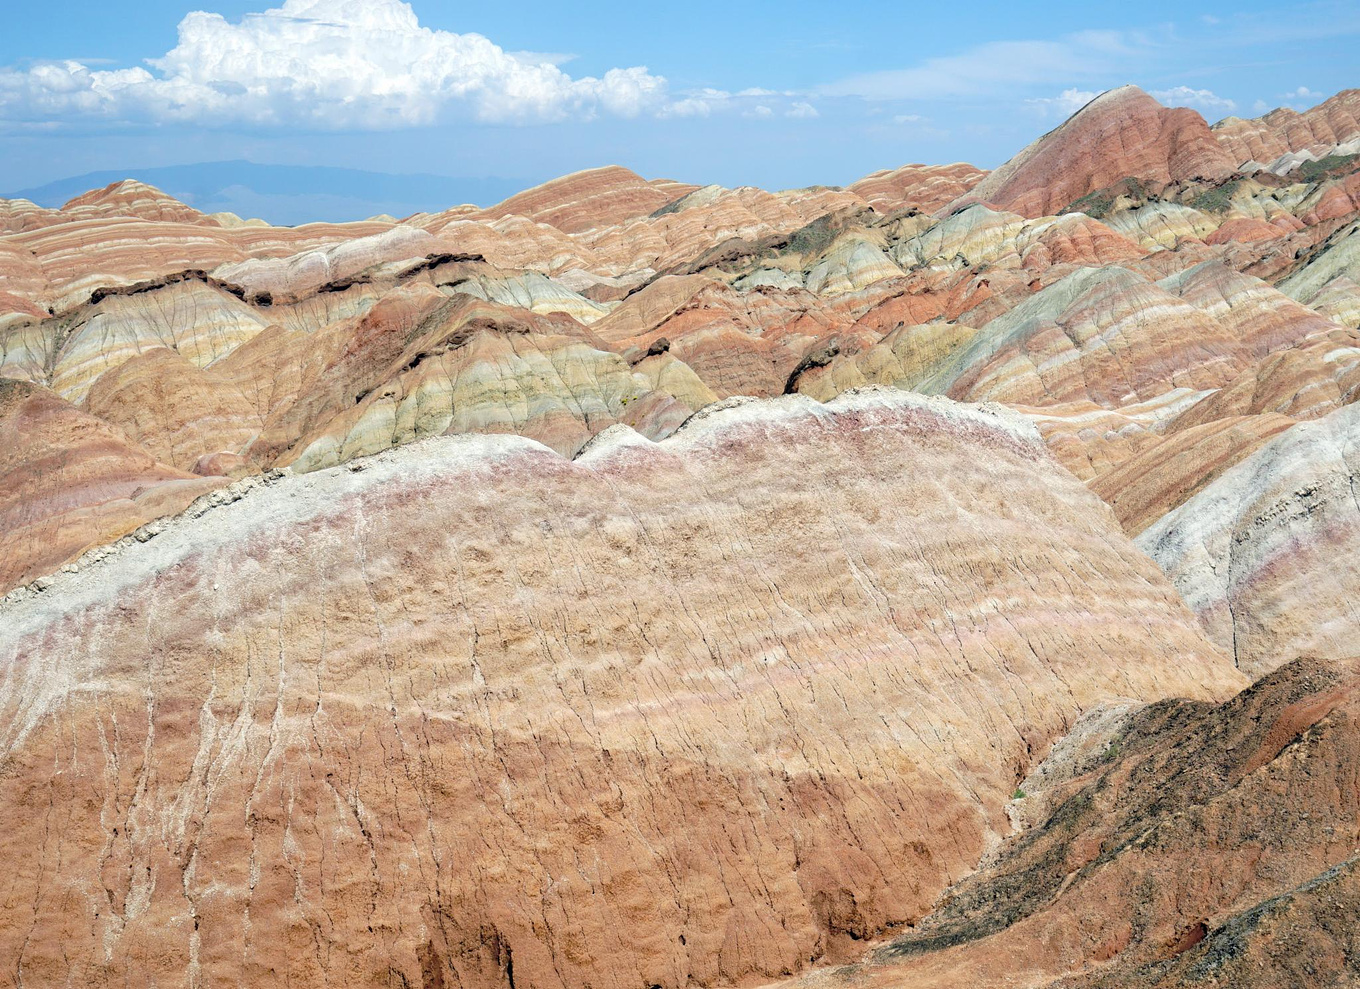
(658, 87, 811, 120)
(1025, 88, 1100, 117)
(659, 88, 730, 118)
(1150, 86, 1236, 113)
(0, 0, 669, 127)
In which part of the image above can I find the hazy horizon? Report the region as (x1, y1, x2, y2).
(3, 0, 1357, 222)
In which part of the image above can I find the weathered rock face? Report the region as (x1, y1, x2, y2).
(1102, 201, 1220, 250)
(789, 322, 979, 402)
(927, 266, 1239, 406)
(786, 654, 1360, 988)
(1138, 401, 1360, 676)
(1166, 325, 1360, 430)
(0, 377, 225, 593)
(5, 83, 1360, 989)
(1087, 413, 1297, 535)
(213, 225, 442, 304)
(948, 86, 1237, 219)
(254, 290, 701, 466)
(1279, 219, 1360, 328)
(1214, 88, 1360, 166)
(0, 390, 1238, 989)
(81, 346, 263, 470)
(476, 165, 699, 234)
(60, 179, 214, 226)
(889, 205, 1142, 272)
(0, 203, 395, 314)
(1008, 390, 1206, 483)
(847, 163, 988, 214)
(4, 99, 1359, 515)
(4, 278, 272, 403)
(793, 258, 1336, 415)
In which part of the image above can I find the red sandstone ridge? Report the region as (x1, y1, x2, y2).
(847, 162, 988, 214)
(1, 81, 1359, 989)
(948, 86, 1237, 218)
(477, 164, 699, 233)
(1214, 88, 1360, 166)
(60, 179, 213, 226)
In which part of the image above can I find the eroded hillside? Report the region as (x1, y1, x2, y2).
(2, 84, 1359, 989)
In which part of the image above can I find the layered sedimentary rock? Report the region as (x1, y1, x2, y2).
(476, 165, 698, 233)
(3, 79, 1360, 989)
(0, 378, 225, 592)
(1088, 413, 1296, 534)
(1279, 220, 1360, 327)
(1167, 325, 1360, 429)
(1214, 88, 1360, 167)
(579, 185, 870, 277)
(81, 346, 263, 470)
(1139, 401, 1360, 675)
(0, 389, 1238, 989)
(847, 163, 987, 214)
(254, 290, 700, 467)
(3, 90, 1357, 509)
(890, 205, 1142, 271)
(1157, 259, 1340, 358)
(948, 87, 1236, 218)
(1011, 390, 1210, 482)
(787, 654, 1360, 988)
(60, 179, 214, 226)
(791, 322, 982, 402)
(881, 260, 1334, 409)
(213, 225, 442, 303)
(1, 102, 1356, 558)
(804, 235, 905, 295)
(921, 266, 1235, 406)
(1103, 202, 1219, 251)
(14, 278, 272, 402)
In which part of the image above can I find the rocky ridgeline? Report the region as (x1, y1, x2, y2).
(1, 85, 1359, 988)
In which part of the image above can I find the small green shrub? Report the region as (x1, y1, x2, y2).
(1190, 179, 1242, 213)
(1062, 191, 1116, 219)
(1297, 153, 1360, 182)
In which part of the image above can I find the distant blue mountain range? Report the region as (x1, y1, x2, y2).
(5, 160, 539, 226)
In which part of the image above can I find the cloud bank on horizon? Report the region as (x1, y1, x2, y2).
(0, 0, 1356, 210)
(0, 0, 1328, 134)
(0, 0, 834, 129)
(0, 0, 674, 127)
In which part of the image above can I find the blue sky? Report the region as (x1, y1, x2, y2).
(2, 0, 1357, 218)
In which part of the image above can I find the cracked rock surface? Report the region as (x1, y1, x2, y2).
(773, 654, 1360, 988)
(1139, 400, 1360, 676)
(0, 389, 1238, 988)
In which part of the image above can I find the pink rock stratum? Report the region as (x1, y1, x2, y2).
(0, 390, 1238, 988)
(2, 81, 1360, 989)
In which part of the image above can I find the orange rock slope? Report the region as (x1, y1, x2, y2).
(1214, 88, 1360, 167)
(947, 86, 1236, 218)
(1, 81, 1359, 989)
(773, 653, 1360, 989)
(0, 390, 1239, 988)
(0, 378, 225, 591)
